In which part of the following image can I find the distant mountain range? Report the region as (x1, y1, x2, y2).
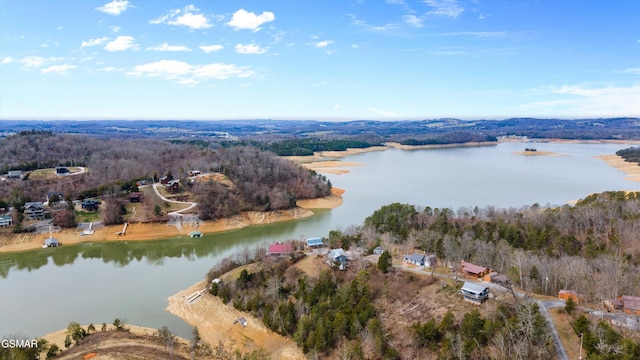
(1, 118, 639, 141)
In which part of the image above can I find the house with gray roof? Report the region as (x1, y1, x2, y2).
(403, 253, 426, 267)
(460, 282, 489, 304)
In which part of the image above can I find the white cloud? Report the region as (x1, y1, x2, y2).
(369, 107, 400, 117)
(146, 43, 192, 52)
(96, 0, 131, 16)
(313, 40, 333, 48)
(150, 5, 215, 30)
(200, 44, 224, 53)
(111, 26, 121, 33)
(21, 56, 48, 68)
(1, 57, 14, 64)
(523, 84, 640, 117)
(350, 15, 399, 33)
(98, 66, 119, 72)
(333, 104, 340, 110)
(621, 67, 640, 75)
(235, 43, 267, 54)
(424, 0, 464, 18)
(105, 36, 138, 51)
(351, 44, 360, 49)
(41, 64, 76, 74)
(226, 9, 275, 31)
(57, 26, 63, 30)
(127, 60, 253, 84)
(404, 15, 424, 28)
(81, 37, 109, 48)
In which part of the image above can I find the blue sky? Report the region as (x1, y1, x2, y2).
(0, 0, 638, 120)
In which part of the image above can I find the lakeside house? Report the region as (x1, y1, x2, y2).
(24, 202, 45, 220)
(327, 248, 348, 269)
(460, 282, 490, 304)
(129, 192, 143, 203)
(268, 242, 293, 257)
(81, 199, 100, 211)
(165, 180, 180, 193)
(306, 237, 324, 248)
(189, 231, 202, 238)
(0, 213, 13, 227)
(558, 290, 583, 304)
(460, 260, 490, 279)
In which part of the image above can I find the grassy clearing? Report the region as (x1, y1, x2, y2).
(74, 210, 100, 222)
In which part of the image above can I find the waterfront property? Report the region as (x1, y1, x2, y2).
(0, 213, 12, 227)
(306, 237, 324, 248)
(267, 242, 292, 256)
(460, 282, 489, 304)
(189, 231, 202, 238)
(327, 248, 348, 269)
(43, 236, 59, 248)
(24, 202, 45, 220)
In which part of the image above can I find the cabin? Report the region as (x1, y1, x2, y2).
(129, 192, 143, 203)
(165, 180, 180, 193)
(327, 248, 348, 268)
(460, 260, 490, 279)
(373, 246, 385, 255)
(6, 170, 22, 179)
(268, 242, 293, 257)
(43, 236, 59, 248)
(24, 202, 45, 220)
(81, 200, 100, 211)
(306, 237, 324, 248)
(188, 170, 202, 177)
(46, 192, 64, 204)
(55, 166, 69, 175)
(558, 290, 583, 304)
(0, 213, 13, 227)
(460, 282, 489, 304)
(484, 272, 510, 285)
(619, 295, 640, 315)
(189, 231, 203, 238)
(159, 176, 170, 184)
(403, 253, 425, 267)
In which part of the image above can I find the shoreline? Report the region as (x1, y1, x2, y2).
(166, 280, 305, 359)
(595, 155, 640, 182)
(0, 188, 344, 253)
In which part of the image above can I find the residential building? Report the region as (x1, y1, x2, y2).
(306, 237, 324, 248)
(403, 253, 426, 267)
(373, 246, 385, 255)
(24, 202, 45, 220)
(0, 213, 12, 227)
(268, 242, 293, 256)
(558, 290, 583, 304)
(460, 260, 490, 278)
(460, 282, 489, 304)
(6, 170, 22, 179)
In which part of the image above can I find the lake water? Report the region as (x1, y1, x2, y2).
(1, 141, 638, 338)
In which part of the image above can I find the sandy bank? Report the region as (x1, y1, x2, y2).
(166, 280, 305, 359)
(0, 189, 343, 253)
(41, 324, 189, 351)
(596, 154, 640, 182)
(512, 150, 566, 156)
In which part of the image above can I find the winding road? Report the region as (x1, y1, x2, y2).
(151, 183, 197, 216)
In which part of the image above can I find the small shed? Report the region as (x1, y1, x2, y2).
(558, 290, 582, 304)
(373, 246, 385, 255)
(189, 231, 203, 238)
(306, 237, 324, 248)
(460, 282, 489, 304)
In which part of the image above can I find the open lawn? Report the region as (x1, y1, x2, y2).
(28, 167, 84, 180)
(75, 209, 100, 222)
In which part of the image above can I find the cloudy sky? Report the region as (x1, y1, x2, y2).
(1, 0, 638, 120)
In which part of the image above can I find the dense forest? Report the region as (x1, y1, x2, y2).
(0, 131, 331, 225)
(616, 147, 640, 165)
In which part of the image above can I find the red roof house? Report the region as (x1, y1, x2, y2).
(268, 243, 292, 256)
(460, 260, 490, 278)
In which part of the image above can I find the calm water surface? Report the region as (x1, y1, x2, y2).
(1, 142, 637, 338)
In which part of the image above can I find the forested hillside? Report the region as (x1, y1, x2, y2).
(0, 131, 330, 222)
(616, 147, 640, 165)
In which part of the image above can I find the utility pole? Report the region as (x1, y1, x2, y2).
(578, 333, 583, 360)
